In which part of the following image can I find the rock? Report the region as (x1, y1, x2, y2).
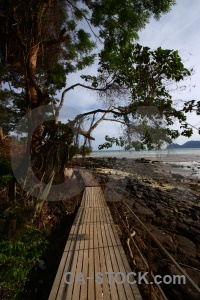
(169, 265, 200, 300)
(183, 218, 200, 230)
(150, 227, 177, 252)
(176, 235, 196, 258)
(155, 208, 166, 218)
(191, 212, 199, 221)
(169, 220, 177, 229)
(134, 203, 155, 218)
(178, 208, 190, 215)
(135, 158, 151, 163)
(176, 222, 189, 233)
(192, 204, 200, 212)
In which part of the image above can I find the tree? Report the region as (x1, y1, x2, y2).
(0, 0, 177, 110)
(97, 44, 195, 150)
(0, 0, 197, 185)
(78, 145, 92, 158)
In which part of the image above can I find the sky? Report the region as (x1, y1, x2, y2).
(60, 0, 200, 150)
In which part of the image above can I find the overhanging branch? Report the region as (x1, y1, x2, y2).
(59, 83, 109, 110)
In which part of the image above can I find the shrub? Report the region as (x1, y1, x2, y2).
(0, 227, 48, 299)
(0, 155, 14, 188)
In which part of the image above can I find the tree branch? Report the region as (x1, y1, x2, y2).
(70, 107, 122, 127)
(87, 105, 113, 133)
(59, 83, 108, 109)
(76, 128, 95, 140)
(104, 118, 126, 124)
(55, 82, 113, 122)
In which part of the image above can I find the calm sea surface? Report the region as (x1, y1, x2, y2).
(91, 148, 200, 158)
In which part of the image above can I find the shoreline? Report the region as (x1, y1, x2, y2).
(88, 152, 200, 179)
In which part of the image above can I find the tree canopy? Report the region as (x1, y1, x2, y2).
(0, 0, 198, 182)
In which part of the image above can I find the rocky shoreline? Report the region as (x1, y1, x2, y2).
(80, 156, 200, 299)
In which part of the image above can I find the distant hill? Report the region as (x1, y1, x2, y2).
(167, 140, 200, 149)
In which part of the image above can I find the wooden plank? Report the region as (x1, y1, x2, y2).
(80, 222, 90, 300)
(64, 222, 85, 299)
(48, 250, 71, 300)
(110, 225, 142, 300)
(97, 223, 111, 300)
(56, 208, 86, 299)
(81, 207, 112, 225)
(48, 209, 83, 300)
(79, 170, 100, 187)
(100, 223, 119, 300)
(108, 225, 135, 300)
(94, 223, 103, 299)
(53, 238, 77, 298)
(88, 223, 95, 300)
(104, 223, 127, 300)
(72, 223, 86, 300)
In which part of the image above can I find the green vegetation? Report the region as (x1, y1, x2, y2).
(0, 0, 198, 182)
(0, 227, 48, 299)
(0, 0, 199, 298)
(74, 145, 93, 157)
(0, 155, 14, 188)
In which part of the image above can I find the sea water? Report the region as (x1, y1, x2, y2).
(90, 148, 200, 159)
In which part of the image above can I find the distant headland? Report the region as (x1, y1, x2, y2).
(167, 140, 200, 149)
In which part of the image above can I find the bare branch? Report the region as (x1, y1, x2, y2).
(104, 118, 126, 125)
(88, 105, 113, 133)
(76, 128, 95, 140)
(59, 83, 108, 109)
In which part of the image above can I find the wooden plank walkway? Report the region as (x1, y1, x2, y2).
(49, 177, 142, 299)
(74, 168, 100, 187)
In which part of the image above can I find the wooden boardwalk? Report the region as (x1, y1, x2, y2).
(49, 172, 142, 300)
(74, 168, 100, 187)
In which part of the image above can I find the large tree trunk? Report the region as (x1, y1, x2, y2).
(15, 45, 48, 180)
(26, 45, 41, 106)
(26, 45, 47, 152)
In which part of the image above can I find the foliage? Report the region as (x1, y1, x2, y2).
(78, 145, 92, 157)
(0, 155, 14, 187)
(98, 44, 194, 149)
(0, 227, 48, 299)
(0, 174, 13, 188)
(0, 90, 22, 134)
(0, 0, 177, 108)
(0, 0, 197, 177)
(0, 0, 95, 92)
(88, 0, 176, 66)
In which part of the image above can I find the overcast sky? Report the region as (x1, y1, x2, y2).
(60, 0, 200, 150)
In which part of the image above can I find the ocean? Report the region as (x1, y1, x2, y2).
(90, 148, 200, 158)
